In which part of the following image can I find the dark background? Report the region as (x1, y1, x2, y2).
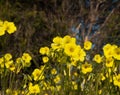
(0, 0, 120, 67)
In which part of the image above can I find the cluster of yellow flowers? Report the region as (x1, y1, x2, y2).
(0, 20, 17, 36)
(0, 53, 15, 72)
(0, 53, 32, 74)
(38, 35, 120, 94)
(39, 35, 93, 74)
(1, 24, 120, 95)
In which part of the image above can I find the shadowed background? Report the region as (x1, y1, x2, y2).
(0, 0, 120, 67)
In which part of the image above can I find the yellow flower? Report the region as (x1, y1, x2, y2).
(103, 44, 116, 58)
(84, 41, 92, 50)
(28, 83, 40, 94)
(72, 81, 78, 90)
(54, 75, 61, 83)
(16, 57, 23, 65)
(5, 60, 13, 68)
(0, 26, 5, 36)
(22, 53, 32, 63)
(0, 20, 6, 36)
(51, 36, 63, 49)
(113, 47, 120, 60)
(5, 60, 15, 71)
(82, 62, 92, 74)
(0, 57, 4, 65)
(73, 47, 86, 62)
(51, 68, 57, 75)
(4, 21, 17, 34)
(62, 35, 76, 45)
(42, 56, 49, 63)
(64, 43, 77, 56)
(39, 47, 49, 55)
(32, 69, 42, 81)
(105, 57, 114, 67)
(93, 54, 102, 63)
(113, 74, 120, 88)
(4, 53, 12, 61)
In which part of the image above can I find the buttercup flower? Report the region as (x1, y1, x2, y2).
(0, 26, 5, 36)
(73, 48, 86, 62)
(42, 56, 49, 63)
(51, 68, 57, 75)
(62, 35, 76, 45)
(4, 21, 17, 34)
(51, 36, 63, 49)
(4, 53, 12, 61)
(39, 47, 49, 55)
(103, 44, 116, 58)
(82, 62, 93, 74)
(113, 74, 120, 88)
(0, 20, 5, 36)
(64, 43, 77, 56)
(22, 53, 32, 63)
(32, 69, 41, 81)
(113, 47, 120, 60)
(28, 83, 40, 94)
(93, 54, 102, 63)
(5, 60, 15, 71)
(84, 41, 92, 50)
(54, 75, 61, 83)
(105, 57, 114, 67)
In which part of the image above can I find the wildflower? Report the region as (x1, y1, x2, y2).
(4, 21, 17, 34)
(81, 62, 92, 74)
(39, 47, 49, 55)
(84, 41, 92, 50)
(103, 44, 116, 58)
(54, 75, 61, 83)
(72, 81, 78, 90)
(22, 53, 32, 67)
(5, 60, 15, 71)
(64, 43, 77, 56)
(0, 24, 6, 36)
(62, 35, 76, 45)
(105, 57, 114, 67)
(0, 58, 4, 68)
(113, 47, 120, 60)
(73, 48, 86, 62)
(32, 69, 42, 81)
(28, 83, 40, 94)
(0, 57, 4, 65)
(93, 54, 102, 63)
(4, 53, 12, 61)
(51, 36, 63, 49)
(113, 74, 120, 88)
(22, 53, 32, 63)
(51, 68, 57, 75)
(42, 56, 49, 63)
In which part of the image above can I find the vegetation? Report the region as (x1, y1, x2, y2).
(0, 0, 120, 95)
